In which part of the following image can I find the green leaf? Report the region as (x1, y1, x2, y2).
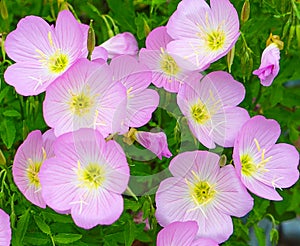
(12, 209, 31, 246)
(124, 220, 136, 246)
(34, 215, 51, 235)
(23, 233, 49, 245)
(253, 224, 266, 246)
(3, 109, 21, 118)
(0, 119, 16, 149)
(53, 233, 82, 244)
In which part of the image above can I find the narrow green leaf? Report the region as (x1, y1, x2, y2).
(23, 232, 50, 245)
(34, 215, 51, 235)
(124, 220, 136, 246)
(3, 109, 21, 118)
(0, 119, 16, 149)
(12, 209, 31, 246)
(253, 224, 266, 246)
(53, 233, 82, 244)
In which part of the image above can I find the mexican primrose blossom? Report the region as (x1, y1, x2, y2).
(0, 209, 11, 246)
(4, 10, 87, 96)
(155, 151, 253, 243)
(43, 58, 127, 137)
(139, 26, 193, 93)
(177, 71, 249, 149)
(166, 0, 240, 71)
(253, 43, 280, 86)
(39, 128, 130, 229)
(12, 129, 56, 208)
(233, 115, 299, 200)
(109, 55, 159, 132)
(100, 32, 139, 59)
(157, 221, 219, 246)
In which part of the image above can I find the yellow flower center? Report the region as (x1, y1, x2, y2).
(48, 52, 69, 74)
(27, 159, 42, 187)
(76, 161, 105, 189)
(69, 93, 94, 116)
(192, 180, 216, 205)
(206, 30, 226, 51)
(190, 100, 210, 124)
(160, 50, 180, 77)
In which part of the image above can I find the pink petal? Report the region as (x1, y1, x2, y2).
(146, 26, 173, 50)
(0, 209, 11, 246)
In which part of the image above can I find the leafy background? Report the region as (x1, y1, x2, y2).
(0, 0, 300, 245)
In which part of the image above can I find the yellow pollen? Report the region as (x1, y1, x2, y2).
(69, 93, 93, 116)
(127, 87, 134, 98)
(76, 162, 105, 189)
(26, 158, 42, 188)
(48, 52, 69, 74)
(190, 100, 210, 124)
(206, 30, 226, 51)
(48, 31, 54, 46)
(160, 51, 180, 77)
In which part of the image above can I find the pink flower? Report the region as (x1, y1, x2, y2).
(135, 130, 172, 160)
(177, 71, 249, 148)
(110, 55, 159, 132)
(4, 10, 87, 96)
(166, 0, 240, 71)
(233, 115, 299, 200)
(12, 129, 56, 208)
(253, 43, 280, 86)
(39, 128, 130, 229)
(155, 151, 253, 243)
(100, 32, 138, 59)
(43, 58, 127, 137)
(0, 209, 11, 246)
(157, 221, 218, 246)
(139, 26, 193, 93)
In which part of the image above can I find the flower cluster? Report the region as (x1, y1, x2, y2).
(1, 0, 299, 244)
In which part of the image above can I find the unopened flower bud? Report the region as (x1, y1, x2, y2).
(226, 45, 235, 73)
(219, 154, 227, 167)
(241, 0, 250, 24)
(87, 20, 95, 60)
(296, 24, 300, 49)
(0, 0, 8, 20)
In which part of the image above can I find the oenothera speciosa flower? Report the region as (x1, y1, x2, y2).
(39, 128, 130, 229)
(139, 26, 194, 93)
(0, 209, 11, 246)
(43, 59, 127, 137)
(233, 115, 299, 200)
(109, 55, 159, 132)
(166, 0, 239, 71)
(12, 129, 56, 208)
(4, 10, 88, 96)
(177, 71, 249, 149)
(155, 151, 253, 243)
(157, 221, 218, 246)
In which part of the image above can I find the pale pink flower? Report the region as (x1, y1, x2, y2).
(110, 55, 159, 132)
(135, 131, 172, 160)
(43, 58, 127, 137)
(157, 221, 218, 246)
(177, 71, 249, 149)
(166, 0, 240, 71)
(155, 151, 253, 243)
(4, 10, 87, 96)
(12, 129, 56, 208)
(0, 209, 11, 246)
(39, 128, 130, 229)
(233, 115, 299, 200)
(253, 43, 280, 86)
(100, 32, 138, 59)
(139, 26, 193, 93)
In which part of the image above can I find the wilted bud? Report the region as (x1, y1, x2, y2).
(241, 0, 250, 24)
(0, 149, 6, 165)
(226, 45, 235, 73)
(266, 33, 284, 50)
(219, 154, 227, 167)
(123, 128, 137, 145)
(0, 0, 8, 20)
(87, 20, 95, 60)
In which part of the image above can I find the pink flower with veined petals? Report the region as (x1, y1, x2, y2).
(166, 0, 240, 71)
(157, 221, 219, 246)
(109, 55, 159, 132)
(39, 128, 130, 229)
(155, 150, 253, 243)
(177, 71, 249, 149)
(135, 130, 172, 160)
(12, 129, 56, 208)
(0, 209, 11, 246)
(43, 58, 127, 137)
(253, 43, 280, 86)
(233, 115, 299, 200)
(139, 26, 193, 93)
(4, 10, 87, 96)
(100, 32, 138, 59)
